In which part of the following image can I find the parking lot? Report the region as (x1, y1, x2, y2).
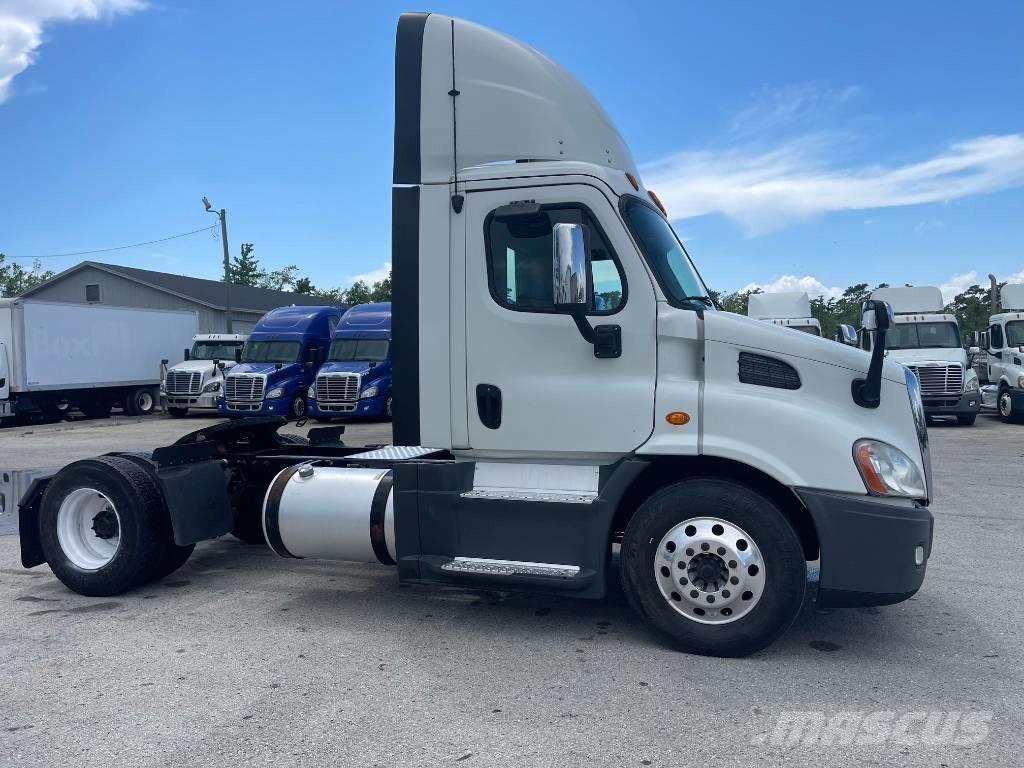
(2, 413, 1022, 766)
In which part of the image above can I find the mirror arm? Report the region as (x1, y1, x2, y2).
(852, 327, 887, 408)
(569, 308, 600, 345)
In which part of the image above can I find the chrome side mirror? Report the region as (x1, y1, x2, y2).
(552, 223, 591, 309)
(861, 300, 894, 332)
(837, 324, 858, 346)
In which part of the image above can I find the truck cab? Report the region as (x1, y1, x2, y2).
(863, 286, 980, 425)
(746, 292, 822, 336)
(308, 302, 393, 421)
(218, 306, 343, 420)
(983, 283, 1024, 422)
(161, 333, 248, 417)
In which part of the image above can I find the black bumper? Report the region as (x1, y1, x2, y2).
(797, 489, 933, 608)
(922, 391, 979, 417)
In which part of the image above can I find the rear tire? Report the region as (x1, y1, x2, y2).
(230, 486, 268, 545)
(80, 399, 113, 420)
(39, 456, 168, 596)
(621, 478, 806, 657)
(956, 413, 977, 426)
(167, 407, 189, 418)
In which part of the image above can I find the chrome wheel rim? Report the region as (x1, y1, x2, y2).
(654, 517, 766, 625)
(293, 397, 306, 417)
(56, 488, 121, 570)
(999, 392, 1012, 418)
(137, 391, 154, 412)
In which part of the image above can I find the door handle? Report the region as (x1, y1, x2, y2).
(476, 383, 502, 429)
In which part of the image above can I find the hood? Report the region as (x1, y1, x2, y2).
(317, 361, 380, 376)
(229, 362, 300, 377)
(704, 311, 908, 384)
(168, 359, 236, 375)
(886, 347, 967, 366)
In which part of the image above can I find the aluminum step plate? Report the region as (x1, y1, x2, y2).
(460, 489, 596, 504)
(441, 557, 580, 579)
(345, 446, 440, 461)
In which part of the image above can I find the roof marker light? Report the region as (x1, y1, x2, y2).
(648, 190, 668, 216)
(624, 172, 640, 191)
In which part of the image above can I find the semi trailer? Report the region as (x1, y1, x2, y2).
(863, 286, 980, 425)
(746, 292, 822, 336)
(982, 283, 1024, 422)
(16, 13, 933, 657)
(0, 298, 197, 424)
(161, 333, 249, 417)
(308, 302, 393, 421)
(217, 306, 344, 420)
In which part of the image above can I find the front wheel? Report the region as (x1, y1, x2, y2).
(289, 394, 307, 420)
(125, 387, 157, 416)
(621, 478, 806, 657)
(384, 393, 393, 420)
(167, 407, 189, 418)
(956, 413, 977, 426)
(998, 386, 1023, 423)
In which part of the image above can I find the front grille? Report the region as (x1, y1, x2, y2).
(225, 374, 265, 402)
(165, 370, 201, 395)
(906, 364, 963, 397)
(316, 373, 360, 403)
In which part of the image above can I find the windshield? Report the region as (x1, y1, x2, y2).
(328, 339, 390, 363)
(885, 322, 960, 350)
(241, 341, 301, 363)
(189, 341, 244, 360)
(792, 325, 821, 336)
(621, 197, 710, 307)
(1007, 321, 1024, 347)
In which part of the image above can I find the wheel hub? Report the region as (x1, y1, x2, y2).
(91, 508, 119, 540)
(654, 516, 766, 625)
(56, 487, 121, 571)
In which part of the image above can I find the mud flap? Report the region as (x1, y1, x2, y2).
(157, 461, 233, 546)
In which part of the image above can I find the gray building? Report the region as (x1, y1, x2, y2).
(22, 261, 337, 333)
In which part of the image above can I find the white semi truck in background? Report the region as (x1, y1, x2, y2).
(746, 292, 822, 336)
(0, 298, 197, 424)
(161, 333, 249, 417)
(864, 286, 980, 426)
(982, 283, 1024, 422)
(15, 13, 934, 658)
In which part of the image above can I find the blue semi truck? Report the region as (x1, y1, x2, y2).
(218, 305, 345, 420)
(308, 302, 393, 421)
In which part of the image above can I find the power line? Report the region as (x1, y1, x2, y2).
(4, 224, 220, 260)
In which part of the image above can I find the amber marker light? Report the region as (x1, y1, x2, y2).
(624, 171, 640, 191)
(665, 411, 690, 426)
(648, 190, 668, 216)
(853, 441, 889, 496)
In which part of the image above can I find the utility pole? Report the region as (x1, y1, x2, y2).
(203, 196, 234, 333)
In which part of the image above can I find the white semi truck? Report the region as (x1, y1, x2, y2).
(0, 298, 197, 424)
(863, 286, 980, 425)
(161, 333, 249, 417)
(746, 292, 822, 336)
(15, 13, 934, 657)
(982, 283, 1024, 422)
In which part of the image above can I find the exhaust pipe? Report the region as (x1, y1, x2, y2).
(263, 465, 395, 564)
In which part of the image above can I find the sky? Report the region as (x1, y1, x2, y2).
(1, 0, 1022, 302)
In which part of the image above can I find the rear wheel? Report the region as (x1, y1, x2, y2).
(621, 478, 806, 657)
(167, 407, 189, 418)
(956, 413, 977, 426)
(80, 399, 113, 420)
(39, 456, 168, 596)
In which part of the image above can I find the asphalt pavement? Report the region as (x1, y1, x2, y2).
(1, 412, 1021, 767)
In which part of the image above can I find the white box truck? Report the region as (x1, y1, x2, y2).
(746, 292, 822, 336)
(982, 283, 1024, 422)
(0, 298, 197, 423)
(161, 333, 249, 417)
(16, 13, 934, 658)
(863, 286, 980, 425)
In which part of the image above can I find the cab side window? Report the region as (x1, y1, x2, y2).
(487, 206, 624, 314)
(989, 324, 1004, 349)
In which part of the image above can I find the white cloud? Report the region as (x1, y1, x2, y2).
(344, 261, 391, 286)
(1003, 269, 1024, 284)
(938, 271, 978, 303)
(730, 82, 861, 139)
(739, 274, 844, 300)
(0, 1, 146, 103)
(645, 133, 1024, 235)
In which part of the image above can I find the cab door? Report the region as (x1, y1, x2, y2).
(987, 323, 1005, 383)
(463, 183, 657, 456)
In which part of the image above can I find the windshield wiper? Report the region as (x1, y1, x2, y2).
(680, 295, 715, 308)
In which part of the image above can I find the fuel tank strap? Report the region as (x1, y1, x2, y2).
(264, 465, 302, 559)
(369, 471, 395, 565)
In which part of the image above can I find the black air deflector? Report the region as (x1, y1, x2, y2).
(737, 352, 801, 390)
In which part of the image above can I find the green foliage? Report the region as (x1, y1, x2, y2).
(229, 243, 262, 286)
(946, 283, 1000, 334)
(708, 287, 762, 315)
(0, 253, 56, 297)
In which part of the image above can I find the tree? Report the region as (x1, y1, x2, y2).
(947, 283, 999, 334)
(344, 280, 372, 304)
(368, 270, 392, 302)
(293, 276, 316, 295)
(0, 253, 55, 297)
(258, 264, 301, 291)
(708, 287, 761, 315)
(229, 243, 262, 286)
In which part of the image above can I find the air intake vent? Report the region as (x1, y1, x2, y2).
(738, 352, 801, 390)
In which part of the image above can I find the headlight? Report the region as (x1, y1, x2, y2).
(160, 382, 166, 392)
(202, 380, 221, 393)
(965, 375, 979, 392)
(308, 386, 316, 399)
(853, 439, 926, 498)
(266, 387, 285, 399)
(360, 384, 379, 399)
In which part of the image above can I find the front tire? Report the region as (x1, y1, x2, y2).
(125, 387, 157, 416)
(957, 413, 977, 426)
(289, 394, 307, 420)
(621, 478, 806, 657)
(384, 393, 393, 420)
(998, 386, 1023, 423)
(167, 407, 189, 418)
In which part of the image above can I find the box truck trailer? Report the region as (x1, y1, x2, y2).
(15, 13, 933, 657)
(862, 286, 979, 425)
(746, 292, 822, 336)
(0, 298, 197, 423)
(308, 302, 393, 421)
(161, 333, 249, 417)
